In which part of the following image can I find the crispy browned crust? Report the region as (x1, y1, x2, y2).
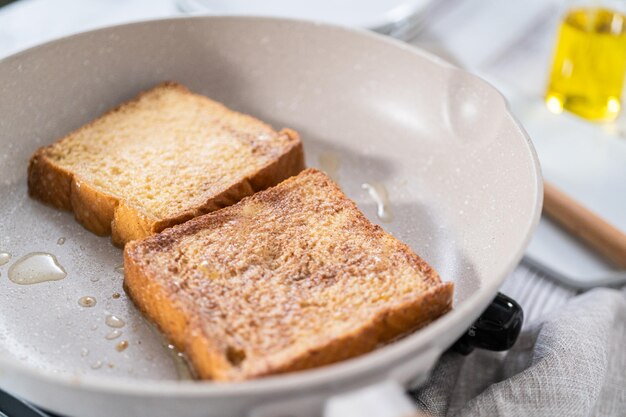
(124, 169, 454, 381)
(189, 283, 453, 380)
(27, 82, 305, 246)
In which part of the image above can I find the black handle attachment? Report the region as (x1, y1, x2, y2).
(0, 388, 56, 417)
(451, 292, 523, 355)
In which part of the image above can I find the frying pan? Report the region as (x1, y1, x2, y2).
(0, 16, 542, 417)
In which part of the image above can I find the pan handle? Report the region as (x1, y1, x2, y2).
(450, 292, 523, 355)
(250, 378, 426, 417)
(324, 380, 420, 417)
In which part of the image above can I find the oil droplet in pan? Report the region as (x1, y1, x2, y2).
(167, 344, 194, 380)
(0, 252, 11, 266)
(105, 315, 125, 328)
(57, 237, 66, 245)
(116, 340, 129, 352)
(8, 253, 67, 284)
(105, 330, 122, 340)
(114, 265, 124, 274)
(90, 360, 103, 370)
(362, 182, 393, 222)
(78, 296, 97, 307)
(144, 320, 195, 380)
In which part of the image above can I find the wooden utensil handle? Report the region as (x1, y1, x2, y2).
(543, 181, 626, 269)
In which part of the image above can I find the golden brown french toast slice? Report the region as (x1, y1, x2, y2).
(124, 169, 453, 381)
(28, 82, 304, 246)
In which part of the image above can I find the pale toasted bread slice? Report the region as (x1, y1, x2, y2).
(28, 82, 304, 246)
(124, 169, 453, 381)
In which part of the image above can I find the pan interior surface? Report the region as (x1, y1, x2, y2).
(0, 16, 540, 395)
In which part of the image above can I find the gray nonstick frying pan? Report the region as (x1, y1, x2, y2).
(0, 16, 542, 417)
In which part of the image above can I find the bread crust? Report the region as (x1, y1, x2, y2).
(124, 169, 454, 381)
(27, 83, 305, 246)
(185, 283, 453, 380)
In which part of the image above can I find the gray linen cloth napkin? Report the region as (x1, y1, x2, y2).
(410, 287, 626, 417)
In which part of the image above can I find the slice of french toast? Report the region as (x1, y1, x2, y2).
(28, 81, 304, 246)
(124, 169, 453, 381)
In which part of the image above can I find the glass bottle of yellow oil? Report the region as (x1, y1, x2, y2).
(546, 6, 626, 121)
